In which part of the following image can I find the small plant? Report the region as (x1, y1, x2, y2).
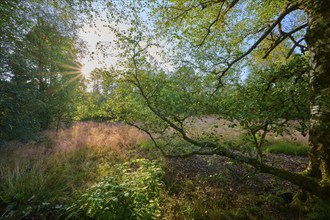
(67, 158, 164, 220)
(265, 142, 308, 156)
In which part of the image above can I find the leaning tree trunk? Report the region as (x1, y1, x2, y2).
(303, 0, 330, 187)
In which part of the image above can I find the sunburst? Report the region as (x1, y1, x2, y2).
(57, 61, 85, 85)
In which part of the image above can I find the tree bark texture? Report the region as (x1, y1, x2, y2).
(303, 0, 330, 186)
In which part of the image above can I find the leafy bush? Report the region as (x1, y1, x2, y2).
(67, 159, 164, 220)
(265, 142, 308, 156)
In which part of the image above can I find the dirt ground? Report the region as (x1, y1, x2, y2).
(164, 153, 315, 219)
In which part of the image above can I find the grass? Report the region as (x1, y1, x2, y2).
(0, 122, 148, 219)
(265, 142, 308, 156)
(2, 121, 328, 219)
(0, 150, 103, 219)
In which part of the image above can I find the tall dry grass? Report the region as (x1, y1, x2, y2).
(48, 122, 148, 154)
(0, 118, 307, 163)
(0, 122, 149, 219)
(0, 122, 148, 163)
(185, 117, 243, 142)
(184, 116, 308, 145)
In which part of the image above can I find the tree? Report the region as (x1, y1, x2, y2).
(149, 0, 330, 188)
(220, 55, 309, 161)
(75, 68, 116, 121)
(0, 1, 85, 140)
(99, 0, 330, 200)
(26, 19, 83, 129)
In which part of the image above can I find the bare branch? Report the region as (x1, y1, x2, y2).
(214, 4, 299, 81)
(262, 23, 308, 59)
(127, 122, 168, 157)
(287, 37, 307, 58)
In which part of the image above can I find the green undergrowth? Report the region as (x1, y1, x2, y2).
(1, 131, 329, 219)
(265, 141, 308, 156)
(0, 145, 129, 219)
(67, 159, 164, 219)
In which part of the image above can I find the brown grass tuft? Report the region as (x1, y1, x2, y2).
(0, 122, 148, 163)
(49, 122, 148, 153)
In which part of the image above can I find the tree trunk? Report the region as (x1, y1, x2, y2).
(303, 0, 330, 187)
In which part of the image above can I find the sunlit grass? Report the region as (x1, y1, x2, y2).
(0, 122, 316, 219)
(0, 122, 148, 219)
(265, 142, 308, 156)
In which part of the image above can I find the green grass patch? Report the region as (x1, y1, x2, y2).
(0, 146, 127, 219)
(265, 142, 308, 156)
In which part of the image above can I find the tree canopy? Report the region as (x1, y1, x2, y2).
(94, 0, 330, 200)
(0, 0, 86, 139)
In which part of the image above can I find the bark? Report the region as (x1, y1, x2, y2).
(302, 0, 330, 186)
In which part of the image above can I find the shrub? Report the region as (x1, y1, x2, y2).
(67, 159, 164, 220)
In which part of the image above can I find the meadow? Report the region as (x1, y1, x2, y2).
(1, 121, 329, 219)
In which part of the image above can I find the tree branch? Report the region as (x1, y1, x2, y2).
(214, 4, 299, 84)
(262, 23, 308, 59)
(287, 37, 307, 58)
(198, 2, 224, 47)
(163, 143, 329, 201)
(124, 35, 330, 202)
(131, 42, 217, 149)
(126, 121, 168, 157)
(198, 0, 239, 46)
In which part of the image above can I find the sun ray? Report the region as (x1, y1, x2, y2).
(65, 73, 84, 85)
(57, 61, 83, 74)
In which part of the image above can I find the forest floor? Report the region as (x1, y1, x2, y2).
(163, 154, 311, 219)
(0, 122, 329, 219)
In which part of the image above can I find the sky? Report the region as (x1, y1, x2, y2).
(79, 13, 117, 77)
(78, 9, 173, 78)
(79, 29, 172, 78)
(74, 1, 307, 80)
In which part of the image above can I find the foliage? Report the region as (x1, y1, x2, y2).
(102, 39, 309, 160)
(92, 0, 310, 161)
(0, 149, 98, 219)
(2, 0, 330, 214)
(0, 123, 328, 219)
(74, 68, 116, 121)
(0, 1, 85, 140)
(0, 123, 147, 219)
(67, 158, 164, 220)
(218, 54, 309, 160)
(89, 0, 330, 202)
